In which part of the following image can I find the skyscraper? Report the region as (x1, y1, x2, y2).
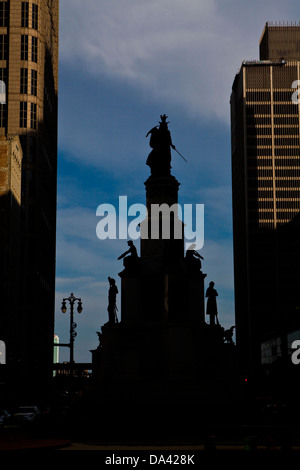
(0, 0, 59, 396)
(230, 22, 300, 375)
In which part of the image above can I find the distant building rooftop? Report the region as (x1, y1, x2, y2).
(260, 21, 300, 60)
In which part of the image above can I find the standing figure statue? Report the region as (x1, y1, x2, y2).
(146, 114, 176, 176)
(107, 277, 118, 324)
(118, 241, 138, 270)
(206, 281, 219, 326)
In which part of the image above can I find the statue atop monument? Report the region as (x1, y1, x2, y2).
(107, 277, 118, 324)
(146, 114, 176, 177)
(206, 281, 219, 326)
(118, 240, 139, 271)
(186, 243, 204, 272)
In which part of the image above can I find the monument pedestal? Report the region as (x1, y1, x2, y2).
(93, 322, 236, 402)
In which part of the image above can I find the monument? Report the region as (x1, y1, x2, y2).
(91, 116, 237, 436)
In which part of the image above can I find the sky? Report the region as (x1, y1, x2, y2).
(54, 0, 299, 363)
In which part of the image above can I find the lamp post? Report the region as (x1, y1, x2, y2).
(61, 293, 83, 373)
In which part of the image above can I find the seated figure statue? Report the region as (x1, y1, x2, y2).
(118, 240, 139, 270)
(186, 243, 204, 272)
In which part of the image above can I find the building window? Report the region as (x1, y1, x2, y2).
(21, 2, 29, 28)
(32, 36, 38, 63)
(0, 2, 8, 27)
(32, 4, 38, 30)
(30, 102, 37, 129)
(0, 34, 8, 60)
(20, 68, 28, 94)
(21, 35, 28, 60)
(20, 101, 27, 127)
(31, 69, 37, 96)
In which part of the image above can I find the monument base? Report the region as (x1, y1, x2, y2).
(89, 321, 239, 441)
(92, 321, 238, 405)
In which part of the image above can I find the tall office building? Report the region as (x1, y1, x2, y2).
(230, 22, 300, 374)
(0, 136, 22, 370)
(0, 0, 59, 396)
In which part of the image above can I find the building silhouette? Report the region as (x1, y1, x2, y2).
(230, 22, 300, 377)
(0, 0, 59, 398)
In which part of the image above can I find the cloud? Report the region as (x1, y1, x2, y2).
(59, 0, 235, 122)
(57, 0, 300, 176)
(60, 0, 298, 124)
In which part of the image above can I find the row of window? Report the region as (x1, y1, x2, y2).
(22, 2, 38, 29)
(248, 147, 300, 157)
(246, 91, 299, 103)
(247, 137, 300, 146)
(0, 2, 38, 29)
(21, 34, 38, 62)
(246, 104, 299, 115)
(0, 34, 38, 61)
(248, 191, 300, 200)
(21, 68, 37, 95)
(248, 168, 300, 178)
(275, 179, 300, 187)
(248, 168, 300, 176)
(20, 101, 37, 129)
(250, 209, 300, 219)
(247, 116, 299, 126)
(0, 32, 6, 59)
(248, 200, 299, 213)
(0, 1, 7, 28)
(0, 64, 38, 128)
(247, 126, 299, 136)
(248, 184, 300, 194)
(0, 65, 37, 96)
(248, 158, 300, 168)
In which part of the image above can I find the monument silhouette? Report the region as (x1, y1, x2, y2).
(91, 116, 237, 437)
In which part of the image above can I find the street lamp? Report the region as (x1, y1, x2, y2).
(61, 292, 83, 371)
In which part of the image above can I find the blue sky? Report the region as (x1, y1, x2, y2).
(54, 0, 299, 363)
